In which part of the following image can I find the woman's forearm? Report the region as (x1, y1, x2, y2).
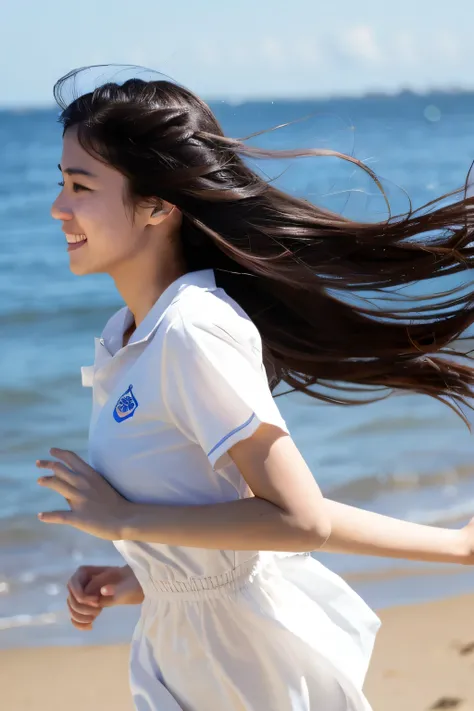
(120, 495, 471, 564)
(121, 495, 329, 552)
(322, 499, 470, 564)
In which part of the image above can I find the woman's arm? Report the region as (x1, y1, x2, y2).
(121, 427, 472, 564)
(37, 429, 331, 551)
(122, 496, 470, 564)
(321, 499, 470, 564)
(122, 424, 332, 551)
(38, 432, 473, 565)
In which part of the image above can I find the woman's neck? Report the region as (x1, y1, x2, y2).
(111, 254, 187, 333)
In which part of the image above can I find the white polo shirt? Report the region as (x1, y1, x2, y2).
(81, 270, 381, 711)
(82, 269, 289, 584)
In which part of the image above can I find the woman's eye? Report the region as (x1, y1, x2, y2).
(57, 180, 89, 193)
(72, 183, 89, 193)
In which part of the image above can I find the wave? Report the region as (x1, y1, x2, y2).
(0, 611, 61, 631)
(325, 463, 474, 502)
(0, 372, 91, 407)
(403, 498, 474, 527)
(0, 387, 53, 407)
(0, 303, 116, 326)
(340, 413, 456, 437)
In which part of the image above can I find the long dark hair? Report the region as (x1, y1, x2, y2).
(54, 68, 474, 418)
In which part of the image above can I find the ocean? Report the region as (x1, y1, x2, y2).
(2, 91, 474, 649)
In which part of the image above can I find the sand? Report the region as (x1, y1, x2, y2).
(365, 594, 474, 711)
(1, 594, 474, 710)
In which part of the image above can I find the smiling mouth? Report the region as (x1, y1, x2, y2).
(65, 234, 88, 251)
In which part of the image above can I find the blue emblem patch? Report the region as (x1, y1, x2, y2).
(113, 384, 138, 422)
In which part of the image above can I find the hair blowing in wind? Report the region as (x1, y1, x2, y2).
(55, 68, 474, 419)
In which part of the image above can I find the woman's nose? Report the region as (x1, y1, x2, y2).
(51, 194, 72, 221)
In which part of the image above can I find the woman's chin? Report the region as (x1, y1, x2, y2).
(68, 257, 98, 277)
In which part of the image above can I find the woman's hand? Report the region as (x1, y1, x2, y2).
(67, 564, 144, 631)
(459, 518, 474, 565)
(36, 448, 131, 540)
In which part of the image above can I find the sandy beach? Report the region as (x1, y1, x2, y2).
(365, 594, 474, 711)
(1, 594, 474, 710)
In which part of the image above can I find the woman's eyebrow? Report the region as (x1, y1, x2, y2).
(58, 163, 97, 178)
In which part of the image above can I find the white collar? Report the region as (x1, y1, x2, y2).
(100, 269, 217, 354)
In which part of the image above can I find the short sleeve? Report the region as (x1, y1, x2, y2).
(161, 312, 289, 469)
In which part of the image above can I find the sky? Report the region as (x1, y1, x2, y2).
(1, 0, 474, 107)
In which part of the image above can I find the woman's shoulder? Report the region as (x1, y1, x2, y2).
(164, 285, 262, 355)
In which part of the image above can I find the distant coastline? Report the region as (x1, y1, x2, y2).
(3, 87, 474, 113)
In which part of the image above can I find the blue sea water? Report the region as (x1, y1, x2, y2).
(2, 91, 474, 648)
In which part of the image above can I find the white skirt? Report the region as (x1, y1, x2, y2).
(129, 553, 380, 711)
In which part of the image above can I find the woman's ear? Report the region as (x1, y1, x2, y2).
(150, 200, 176, 223)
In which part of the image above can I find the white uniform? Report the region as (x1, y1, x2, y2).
(82, 269, 380, 711)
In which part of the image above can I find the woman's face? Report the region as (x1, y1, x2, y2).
(51, 128, 157, 277)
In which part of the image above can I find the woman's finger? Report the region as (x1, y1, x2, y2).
(37, 475, 80, 501)
(36, 459, 78, 486)
(67, 598, 97, 624)
(68, 581, 100, 608)
(83, 569, 118, 597)
(67, 598, 100, 624)
(50, 449, 94, 477)
(37, 510, 75, 525)
(68, 567, 102, 607)
(71, 619, 93, 631)
(67, 594, 101, 618)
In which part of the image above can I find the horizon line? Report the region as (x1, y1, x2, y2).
(2, 85, 474, 111)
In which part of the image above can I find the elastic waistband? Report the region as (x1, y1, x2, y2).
(142, 554, 266, 602)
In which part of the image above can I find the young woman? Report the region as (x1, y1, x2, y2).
(37, 67, 474, 711)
